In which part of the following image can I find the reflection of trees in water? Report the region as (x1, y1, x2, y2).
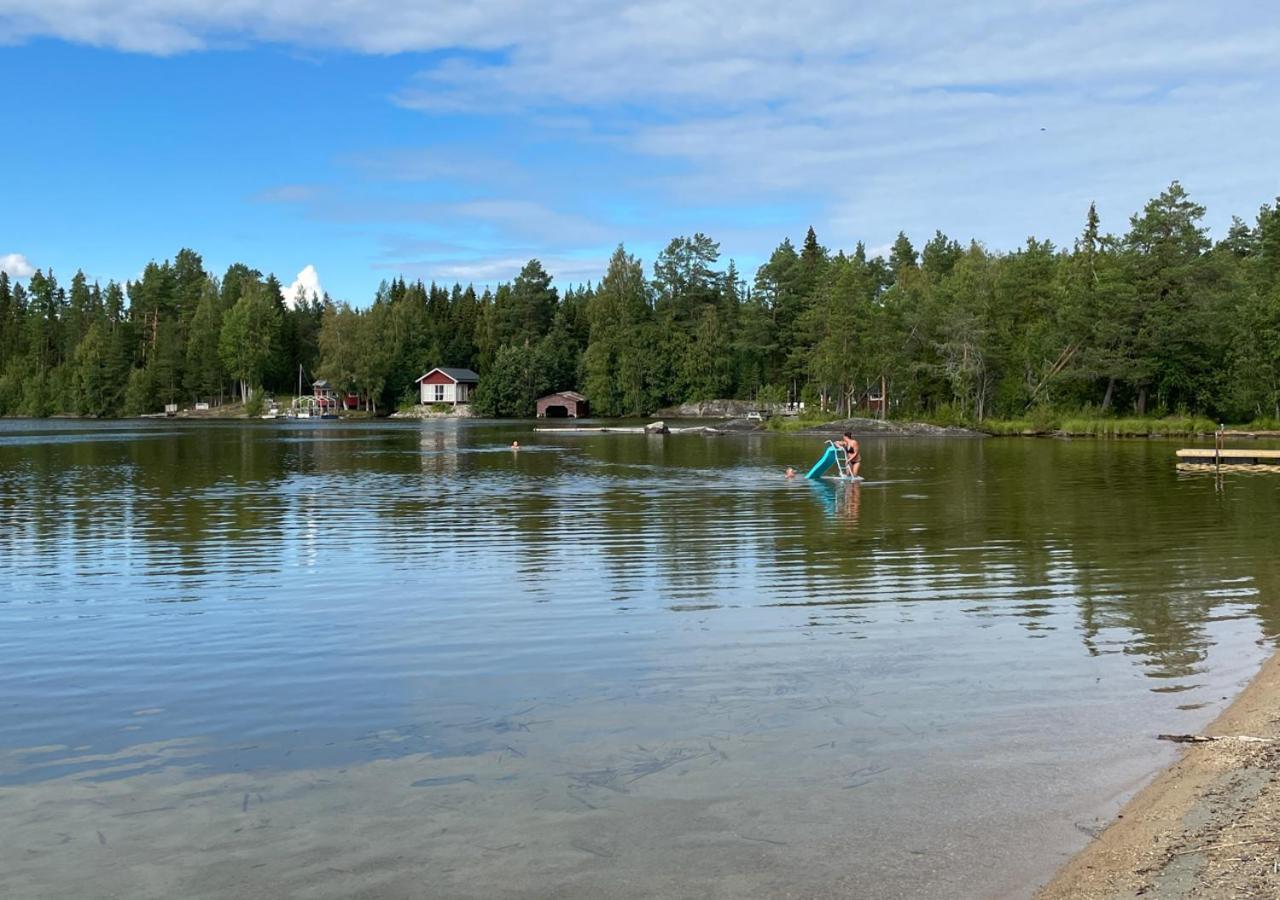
(751, 438, 1277, 681)
(4, 425, 1276, 683)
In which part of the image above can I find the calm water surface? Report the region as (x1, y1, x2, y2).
(2, 419, 1278, 899)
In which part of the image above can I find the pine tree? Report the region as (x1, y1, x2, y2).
(0, 271, 15, 367)
(1123, 181, 1214, 414)
(172, 248, 207, 321)
(71, 321, 115, 416)
(584, 245, 654, 416)
(185, 281, 226, 403)
(496, 260, 557, 350)
(921, 231, 964, 282)
(25, 269, 63, 373)
(888, 232, 919, 283)
(64, 270, 94, 360)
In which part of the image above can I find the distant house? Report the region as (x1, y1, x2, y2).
(312, 379, 358, 411)
(416, 367, 480, 406)
(536, 391, 589, 418)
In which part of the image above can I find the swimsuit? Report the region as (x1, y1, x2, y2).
(843, 443, 860, 471)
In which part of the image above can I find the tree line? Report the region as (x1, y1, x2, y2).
(2, 181, 1279, 422)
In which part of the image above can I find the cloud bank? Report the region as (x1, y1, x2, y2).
(6, 2, 1280, 287)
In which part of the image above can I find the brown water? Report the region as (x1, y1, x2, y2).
(1, 419, 1277, 898)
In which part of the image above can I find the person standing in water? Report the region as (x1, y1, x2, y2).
(834, 432, 860, 478)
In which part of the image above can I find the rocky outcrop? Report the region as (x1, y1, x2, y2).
(654, 399, 775, 418)
(390, 404, 475, 419)
(793, 417, 984, 436)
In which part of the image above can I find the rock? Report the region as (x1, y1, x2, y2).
(793, 417, 985, 437)
(654, 399, 777, 418)
(390, 405, 475, 419)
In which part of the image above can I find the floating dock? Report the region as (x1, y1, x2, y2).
(1176, 449, 1280, 465)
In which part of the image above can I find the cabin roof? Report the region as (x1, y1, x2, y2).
(415, 367, 480, 384)
(540, 391, 587, 402)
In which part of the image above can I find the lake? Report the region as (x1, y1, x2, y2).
(1, 419, 1277, 898)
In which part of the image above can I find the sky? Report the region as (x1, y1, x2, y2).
(1, 1, 1279, 304)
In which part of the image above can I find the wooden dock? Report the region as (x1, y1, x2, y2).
(1176, 448, 1280, 464)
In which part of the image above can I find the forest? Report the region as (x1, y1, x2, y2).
(1, 181, 1279, 424)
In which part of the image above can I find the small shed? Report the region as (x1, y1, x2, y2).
(537, 391, 589, 418)
(416, 367, 480, 405)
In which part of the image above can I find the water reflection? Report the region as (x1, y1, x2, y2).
(1, 420, 1278, 898)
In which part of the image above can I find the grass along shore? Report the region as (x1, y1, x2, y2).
(979, 415, 1221, 437)
(767, 411, 1280, 438)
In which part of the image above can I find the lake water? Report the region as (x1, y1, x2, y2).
(2, 419, 1278, 899)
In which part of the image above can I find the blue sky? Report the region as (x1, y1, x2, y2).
(2, 1, 1279, 303)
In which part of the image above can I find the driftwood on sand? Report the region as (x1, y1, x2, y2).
(1156, 733, 1273, 744)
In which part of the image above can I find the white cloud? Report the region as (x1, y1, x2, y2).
(373, 253, 608, 287)
(0, 253, 35, 279)
(17, 2, 1278, 274)
(282, 264, 324, 307)
(255, 187, 613, 245)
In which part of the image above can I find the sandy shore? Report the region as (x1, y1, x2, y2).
(1037, 648, 1280, 899)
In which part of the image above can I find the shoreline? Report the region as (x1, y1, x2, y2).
(1036, 647, 1280, 898)
(10, 411, 1280, 441)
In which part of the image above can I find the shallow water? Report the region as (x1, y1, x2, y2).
(1, 419, 1278, 898)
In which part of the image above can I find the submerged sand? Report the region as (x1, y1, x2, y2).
(1037, 649, 1280, 898)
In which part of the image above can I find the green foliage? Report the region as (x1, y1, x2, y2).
(71, 322, 117, 416)
(5, 180, 1280, 427)
(977, 419, 1038, 436)
(471, 343, 552, 417)
(583, 245, 658, 416)
(219, 283, 281, 402)
(184, 282, 226, 401)
(765, 409, 843, 431)
(1056, 416, 1217, 436)
(756, 383, 788, 405)
(495, 260, 557, 350)
(123, 367, 156, 416)
(244, 394, 264, 417)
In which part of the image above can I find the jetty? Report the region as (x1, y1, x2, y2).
(1176, 426, 1280, 468)
(1175, 448, 1280, 465)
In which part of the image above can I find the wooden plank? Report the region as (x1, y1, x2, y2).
(1176, 449, 1280, 460)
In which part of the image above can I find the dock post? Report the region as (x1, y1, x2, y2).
(1215, 424, 1223, 471)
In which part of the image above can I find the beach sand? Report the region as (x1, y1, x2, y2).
(1037, 649, 1280, 899)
